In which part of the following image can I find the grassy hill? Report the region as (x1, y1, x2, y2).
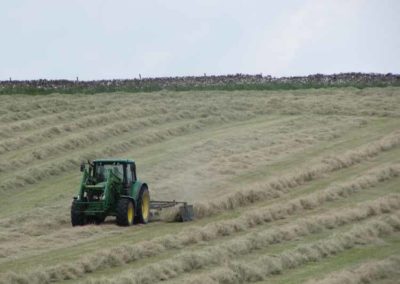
(0, 87, 399, 284)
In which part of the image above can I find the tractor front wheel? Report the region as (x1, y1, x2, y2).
(136, 186, 150, 224)
(71, 200, 85, 226)
(116, 198, 134, 226)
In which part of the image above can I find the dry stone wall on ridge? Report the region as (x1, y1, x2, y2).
(1, 73, 399, 94)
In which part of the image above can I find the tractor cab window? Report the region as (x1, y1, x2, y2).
(131, 164, 136, 181)
(125, 164, 132, 185)
(94, 163, 124, 182)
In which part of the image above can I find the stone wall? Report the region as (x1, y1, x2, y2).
(1, 73, 399, 94)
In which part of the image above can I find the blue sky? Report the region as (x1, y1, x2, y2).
(0, 0, 399, 80)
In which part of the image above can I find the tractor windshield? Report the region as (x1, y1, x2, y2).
(94, 163, 124, 182)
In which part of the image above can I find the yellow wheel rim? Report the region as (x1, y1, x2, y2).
(142, 191, 150, 221)
(127, 202, 134, 224)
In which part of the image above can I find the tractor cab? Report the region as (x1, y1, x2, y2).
(82, 159, 136, 187)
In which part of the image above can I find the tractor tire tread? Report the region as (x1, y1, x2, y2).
(136, 186, 150, 224)
(71, 200, 85, 226)
(116, 198, 132, 226)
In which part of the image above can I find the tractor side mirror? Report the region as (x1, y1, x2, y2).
(80, 162, 85, 172)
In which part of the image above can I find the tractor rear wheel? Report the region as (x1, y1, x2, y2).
(137, 186, 150, 224)
(116, 198, 134, 226)
(71, 200, 85, 226)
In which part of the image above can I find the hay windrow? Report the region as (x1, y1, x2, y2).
(181, 213, 400, 284)
(0, 110, 200, 173)
(305, 256, 400, 284)
(0, 103, 125, 138)
(84, 212, 400, 284)
(0, 119, 218, 192)
(3, 190, 399, 283)
(0, 106, 141, 153)
(187, 132, 400, 220)
(2, 154, 398, 240)
(1, 89, 398, 193)
(0, 109, 363, 193)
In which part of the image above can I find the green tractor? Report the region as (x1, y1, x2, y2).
(71, 159, 193, 226)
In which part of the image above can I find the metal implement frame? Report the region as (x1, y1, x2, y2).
(150, 200, 188, 209)
(150, 200, 194, 222)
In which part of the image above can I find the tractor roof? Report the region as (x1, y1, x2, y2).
(93, 159, 135, 164)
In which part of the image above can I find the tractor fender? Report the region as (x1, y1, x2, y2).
(118, 195, 135, 205)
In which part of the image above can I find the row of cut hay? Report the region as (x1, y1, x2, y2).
(2, 159, 397, 259)
(2, 171, 398, 283)
(0, 106, 69, 124)
(2, 87, 399, 124)
(0, 91, 163, 133)
(1, 132, 398, 238)
(0, 114, 231, 192)
(156, 116, 369, 200)
(160, 157, 400, 223)
(0, 109, 97, 139)
(200, 115, 366, 166)
(306, 255, 400, 284)
(0, 95, 265, 163)
(0, 101, 140, 139)
(0, 122, 199, 191)
(0, 92, 220, 141)
(0, 222, 107, 259)
(253, 93, 400, 118)
(296, 101, 400, 118)
(0, 106, 144, 154)
(0, 103, 192, 157)
(1, 87, 396, 129)
(0, 88, 395, 141)
(0, 99, 295, 191)
(136, 115, 359, 200)
(0, 95, 91, 113)
(0, 99, 69, 122)
(0, 117, 378, 234)
(172, 131, 400, 220)
(0, 92, 210, 146)
(180, 213, 400, 284)
(0, 95, 121, 123)
(271, 89, 400, 117)
(83, 212, 400, 284)
(0, 116, 342, 240)
(0, 92, 144, 121)
(3, 177, 397, 259)
(238, 88, 400, 118)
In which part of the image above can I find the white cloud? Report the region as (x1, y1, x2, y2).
(136, 51, 173, 77)
(246, 0, 364, 76)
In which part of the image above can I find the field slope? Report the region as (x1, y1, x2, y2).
(0, 87, 399, 284)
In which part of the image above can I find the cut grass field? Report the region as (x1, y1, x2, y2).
(0, 87, 399, 284)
